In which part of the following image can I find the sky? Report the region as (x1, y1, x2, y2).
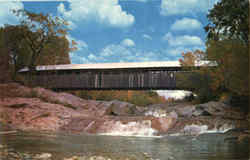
(0, 0, 219, 99)
(0, 0, 220, 65)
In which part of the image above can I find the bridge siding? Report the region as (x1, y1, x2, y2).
(22, 68, 191, 90)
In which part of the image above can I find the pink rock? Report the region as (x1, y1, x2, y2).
(0, 97, 88, 131)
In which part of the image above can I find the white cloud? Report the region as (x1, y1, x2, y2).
(57, 3, 65, 13)
(88, 54, 99, 61)
(160, 0, 219, 16)
(66, 35, 88, 51)
(163, 45, 205, 58)
(72, 42, 204, 64)
(100, 44, 132, 57)
(121, 38, 135, 47)
(57, 0, 135, 28)
(167, 47, 189, 56)
(0, 1, 23, 26)
(77, 40, 88, 50)
(85, 43, 169, 63)
(163, 32, 203, 46)
(66, 35, 90, 64)
(120, 0, 148, 2)
(71, 54, 91, 64)
(171, 18, 202, 31)
(142, 34, 152, 40)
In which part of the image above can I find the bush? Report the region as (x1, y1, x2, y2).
(70, 90, 167, 106)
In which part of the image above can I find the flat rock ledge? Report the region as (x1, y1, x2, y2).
(0, 83, 248, 136)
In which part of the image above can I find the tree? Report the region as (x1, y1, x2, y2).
(0, 28, 12, 83)
(36, 35, 71, 65)
(179, 50, 206, 67)
(207, 39, 249, 96)
(2, 25, 31, 77)
(177, 50, 216, 103)
(0, 10, 76, 82)
(202, 0, 249, 111)
(13, 9, 70, 71)
(205, 0, 249, 45)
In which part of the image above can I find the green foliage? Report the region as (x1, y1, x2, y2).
(177, 50, 217, 103)
(179, 0, 250, 103)
(207, 39, 249, 96)
(71, 90, 167, 106)
(2, 25, 31, 75)
(36, 36, 71, 65)
(205, 0, 249, 44)
(188, 0, 250, 110)
(12, 9, 70, 70)
(0, 28, 11, 83)
(0, 10, 73, 82)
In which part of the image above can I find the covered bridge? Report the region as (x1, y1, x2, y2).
(19, 61, 213, 90)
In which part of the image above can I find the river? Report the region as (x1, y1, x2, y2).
(0, 130, 249, 160)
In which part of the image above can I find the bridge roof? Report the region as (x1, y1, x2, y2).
(19, 61, 216, 72)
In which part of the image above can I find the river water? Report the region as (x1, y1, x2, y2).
(0, 131, 249, 160)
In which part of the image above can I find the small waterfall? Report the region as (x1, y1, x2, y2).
(99, 120, 161, 137)
(182, 123, 235, 135)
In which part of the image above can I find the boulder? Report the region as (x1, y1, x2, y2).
(175, 105, 195, 117)
(32, 87, 89, 110)
(94, 101, 113, 116)
(195, 101, 245, 119)
(192, 106, 211, 117)
(0, 83, 32, 98)
(131, 106, 146, 116)
(0, 97, 87, 131)
(183, 124, 208, 135)
(143, 107, 167, 117)
(151, 111, 178, 133)
(110, 100, 134, 116)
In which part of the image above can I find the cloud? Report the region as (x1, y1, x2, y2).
(100, 44, 132, 57)
(88, 53, 99, 61)
(57, 0, 135, 28)
(0, 1, 23, 26)
(160, 0, 219, 16)
(70, 54, 91, 64)
(70, 40, 204, 64)
(142, 34, 152, 40)
(166, 46, 204, 57)
(71, 42, 170, 64)
(171, 18, 202, 31)
(57, 3, 65, 13)
(166, 47, 189, 56)
(163, 32, 204, 46)
(66, 35, 91, 64)
(120, 0, 148, 2)
(121, 38, 135, 47)
(66, 35, 88, 51)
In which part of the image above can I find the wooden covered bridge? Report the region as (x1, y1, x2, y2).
(19, 61, 212, 90)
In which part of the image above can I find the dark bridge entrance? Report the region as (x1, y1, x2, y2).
(19, 61, 195, 90)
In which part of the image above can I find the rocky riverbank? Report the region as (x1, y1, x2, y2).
(0, 83, 249, 137)
(0, 144, 156, 160)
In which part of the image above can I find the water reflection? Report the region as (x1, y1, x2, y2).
(0, 131, 249, 160)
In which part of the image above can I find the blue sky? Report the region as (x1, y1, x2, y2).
(0, 0, 219, 64)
